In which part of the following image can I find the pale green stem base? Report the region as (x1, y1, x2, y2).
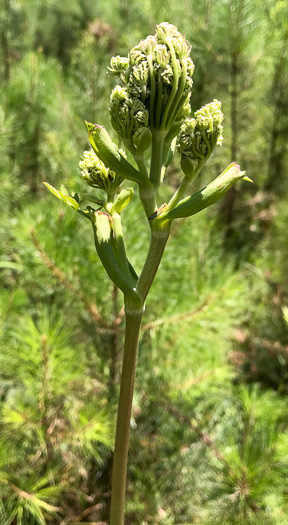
(110, 227, 170, 525)
(110, 310, 143, 525)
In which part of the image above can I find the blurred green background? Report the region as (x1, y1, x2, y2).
(1, 1, 288, 524)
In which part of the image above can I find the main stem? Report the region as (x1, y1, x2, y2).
(110, 227, 170, 525)
(110, 310, 143, 525)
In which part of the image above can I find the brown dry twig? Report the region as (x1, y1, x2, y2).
(65, 503, 103, 523)
(162, 400, 226, 464)
(141, 296, 211, 332)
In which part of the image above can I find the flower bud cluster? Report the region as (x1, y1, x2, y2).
(177, 100, 224, 172)
(79, 149, 123, 191)
(109, 86, 150, 149)
(108, 22, 195, 136)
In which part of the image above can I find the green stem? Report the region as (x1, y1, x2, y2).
(147, 53, 156, 130)
(137, 227, 170, 301)
(134, 153, 148, 180)
(149, 131, 166, 188)
(167, 176, 192, 211)
(160, 41, 179, 130)
(110, 226, 170, 524)
(139, 184, 157, 218)
(166, 162, 205, 212)
(166, 58, 187, 129)
(110, 309, 143, 525)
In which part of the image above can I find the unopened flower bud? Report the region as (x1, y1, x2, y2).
(177, 99, 224, 178)
(109, 86, 149, 143)
(108, 23, 195, 132)
(132, 127, 152, 152)
(108, 55, 129, 83)
(79, 149, 123, 191)
(85, 121, 150, 186)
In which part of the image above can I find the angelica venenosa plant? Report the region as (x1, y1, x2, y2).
(44, 22, 251, 525)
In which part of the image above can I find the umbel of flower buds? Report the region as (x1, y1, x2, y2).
(79, 148, 123, 192)
(108, 22, 195, 140)
(177, 99, 224, 180)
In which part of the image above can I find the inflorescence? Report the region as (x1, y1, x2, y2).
(79, 148, 124, 192)
(108, 22, 195, 143)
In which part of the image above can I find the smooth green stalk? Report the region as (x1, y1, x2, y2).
(146, 52, 157, 130)
(166, 58, 187, 129)
(149, 132, 166, 188)
(136, 226, 171, 301)
(166, 160, 205, 212)
(167, 176, 192, 211)
(110, 309, 143, 525)
(160, 41, 179, 130)
(139, 185, 157, 218)
(110, 225, 170, 525)
(134, 153, 148, 180)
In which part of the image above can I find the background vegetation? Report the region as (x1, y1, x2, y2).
(1, 0, 288, 523)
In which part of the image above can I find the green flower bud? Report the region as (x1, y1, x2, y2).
(132, 127, 152, 152)
(109, 86, 149, 144)
(129, 61, 149, 100)
(79, 148, 123, 191)
(108, 55, 129, 82)
(177, 99, 224, 178)
(108, 23, 194, 132)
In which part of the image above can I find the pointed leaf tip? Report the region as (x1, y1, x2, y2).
(242, 175, 254, 183)
(84, 120, 104, 132)
(43, 182, 80, 211)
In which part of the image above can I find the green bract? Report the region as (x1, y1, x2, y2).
(162, 163, 247, 221)
(85, 121, 150, 186)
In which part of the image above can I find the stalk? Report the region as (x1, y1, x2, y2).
(166, 163, 203, 212)
(110, 225, 170, 525)
(149, 131, 166, 188)
(137, 228, 170, 301)
(110, 309, 143, 525)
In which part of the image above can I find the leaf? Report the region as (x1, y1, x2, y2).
(43, 183, 79, 211)
(112, 188, 134, 214)
(60, 184, 69, 196)
(163, 163, 248, 221)
(85, 121, 151, 187)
